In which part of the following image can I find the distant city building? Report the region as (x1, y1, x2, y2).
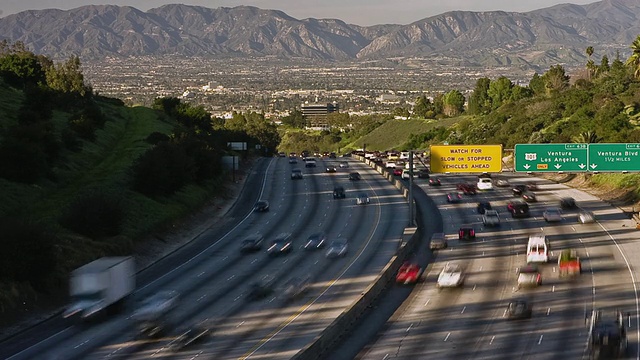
(301, 102, 339, 130)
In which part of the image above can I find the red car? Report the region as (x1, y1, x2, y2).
(393, 168, 403, 176)
(457, 183, 477, 195)
(396, 262, 422, 284)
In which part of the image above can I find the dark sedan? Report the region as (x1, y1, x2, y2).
(253, 200, 270, 212)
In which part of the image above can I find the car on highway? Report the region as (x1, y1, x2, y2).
(247, 281, 273, 300)
(326, 164, 337, 173)
(429, 232, 447, 250)
(429, 177, 441, 186)
(333, 186, 346, 199)
(282, 276, 311, 300)
(396, 262, 422, 284)
(477, 177, 493, 191)
(253, 200, 270, 212)
(560, 197, 577, 209)
(543, 208, 563, 222)
(169, 320, 211, 350)
(385, 161, 397, 169)
(496, 178, 510, 187)
(447, 192, 462, 203)
(477, 201, 492, 214)
(356, 192, 370, 205)
(278, 152, 286, 157)
(417, 169, 430, 178)
(526, 182, 538, 191)
(507, 200, 530, 218)
(522, 191, 537, 202)
(517, 264, 542, 289)
(401, 169, 414, 179)
(578, 211, 596, 224)
(393, 168, 403, 176)
(458, 226, 476, 241)
(291, 169, 303, 180)
(482, 210, 500, 227)
(240, 233, 265, 253)
(506, 299, 533, 319)
(348, 172, 361, 181)
(304, 158, 317, 167)
(437, 262, 465, 288)
(326, 240, 348, 258)
(288, 157, 298, 164)
(339, 161, 349, 168)
(457, 183, 477, 195)
(512, 184, 527, 196)
(267, 233, 293, 256)
(304, 232, 327, 250)
(132, 290, 180, 338)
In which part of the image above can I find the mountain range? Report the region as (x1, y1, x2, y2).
(0, 0, 639, 69)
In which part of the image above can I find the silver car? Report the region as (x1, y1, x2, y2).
(543, 208, 562, 222)
(326, 240, 348, 258)
(578, 211, 596, 224)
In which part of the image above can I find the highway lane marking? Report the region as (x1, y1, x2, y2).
(236, 321, 245, 328)
(444, 332, 451, 341)
(406, 323, 413, 332)
(538, 335, 543, 344)
(552, 285, 555, 292)
(489, 336, 495, 344)
(473, 285, 476, 291)
(251, 258, 258, 264)
(227, 275, 235, 281)
(197, 294, 207, 301)
(461, 306, 466, 314)
(547, 308, 551, 316)
(424, 299, 431, 306)
(198, 271, 205, 277)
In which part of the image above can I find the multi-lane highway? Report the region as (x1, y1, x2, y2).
(1, 155, 409, 360)
(350, 173, 639, 359)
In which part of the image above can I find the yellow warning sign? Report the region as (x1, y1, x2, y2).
(430, 145, 503, 173)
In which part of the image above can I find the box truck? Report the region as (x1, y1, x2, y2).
(63, 256, 135, 321)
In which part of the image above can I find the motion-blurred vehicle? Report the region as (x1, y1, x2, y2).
(526, 234, 549, 263)
(253, 200, 270, 212)
(506, 299, 533, 319)
(396, 262, 422, 284)
(458, 226, 476, 241)
(289, 157, 298, 164)
(393, 168, 403, 176)
(63, 256, 135, 321)
(282, 276, 311, 300)
(278, 152, 286, 157)
(578, 211, 596, 224)
(587, 309, 629, 359)
(267, 233, 293, 256)
(333, 186, 346, 199)
(418, 169, 430, 178)
(339, 161, 349, 168)
(447, 192, 462, 203)
(247, 281, 273, 300)
(496, 178, 510, 187)
(240, 234, 264, 253)
(477, 201, 492, 214)
(517, 264, 542, 289)
(429, 177, 441, 186)
(401, 169, 414, 179)
(477, 177, 493, 191)
(304, 158, 317, 167)
(429, 233, 447, 250)
(131, 290, 180, 338)
(326, 165, 337, 173)
(558, 249, 581, 278)
(304, 232, 327, 250)
(560, 197, 577, 209)
(512, 184, 527, 196)
(348, 172, 361, 181)
(526, 182, 538, 191)
(356, 192, 370, 205)
(326, 240, 348, 258)
(457, 183, 477, 195)
(522, 191, 537, 202)
(507, 200, 529, 218)
(482, 210, 500, 227)
(291, 169, 303, 180)
(437, 262, 464, 288)
(543, 208, 562, 222)
(169, 320, 211, 351)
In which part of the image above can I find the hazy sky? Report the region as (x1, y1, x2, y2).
(0, 0, 598, 25)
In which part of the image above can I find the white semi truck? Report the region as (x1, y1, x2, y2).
(63, 256, 135, 321)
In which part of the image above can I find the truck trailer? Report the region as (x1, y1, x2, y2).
(63, 256, 135, 321)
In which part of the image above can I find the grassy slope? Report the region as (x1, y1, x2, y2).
(350, 117, 462, 151)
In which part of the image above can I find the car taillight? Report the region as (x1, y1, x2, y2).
(470, 230, 475, 236)
(459, 230, 463, 237)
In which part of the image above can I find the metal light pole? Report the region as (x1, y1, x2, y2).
(408, 150, 415, 226)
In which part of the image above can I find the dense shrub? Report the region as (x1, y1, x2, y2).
(0, 137, 50, 183)
(61, 127, 83, 152)
(59, 191, 125, 239)
(146, 131, 171, 145)
(132, 142, 196, 197)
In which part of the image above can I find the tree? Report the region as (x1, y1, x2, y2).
(542, 65, 570, 95)
(586, 46, 595, 81)
(572, 130, 601, 144)
(599, 55, 610, 76)
(487, 76, 513, 109)
(281, 109, 306, 128)
(413, 95, 432, 118)
(626, 35, 640, 78)
(45, 55, 90, 96)
(529, 73, 546, 96)
(468, 77, 491, 115)
(442, 90, 465, 116)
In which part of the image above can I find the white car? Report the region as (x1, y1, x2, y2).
(477, 177, 493, 190)
(385, 162, 397, 169)
(496, 178, 510, 187)
(401, 169, 414, 179)
(437, 263, 465, 288)
(339, 161, 349, 168)
(543, 208, 563, 222)
(578, 211, 596, 224)
(356, 193, 370, 205)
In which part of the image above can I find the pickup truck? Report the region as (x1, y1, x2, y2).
(558, 249, 581, 277)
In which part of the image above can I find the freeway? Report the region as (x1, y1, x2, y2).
(335, 173, 639, 360)
(3, 155, 409, 360)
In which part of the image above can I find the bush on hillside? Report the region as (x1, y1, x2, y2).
(131, 141, 196, 197)
(0, 137, 50, 183)
(61, 127, 83, 152)
(146, 131, 171, 145)
(0, 216, 58, 290)
(59, 191, 125, 239)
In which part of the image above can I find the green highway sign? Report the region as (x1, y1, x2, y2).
(514, 143, 588, 172)
(588, 143, 640, 172)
